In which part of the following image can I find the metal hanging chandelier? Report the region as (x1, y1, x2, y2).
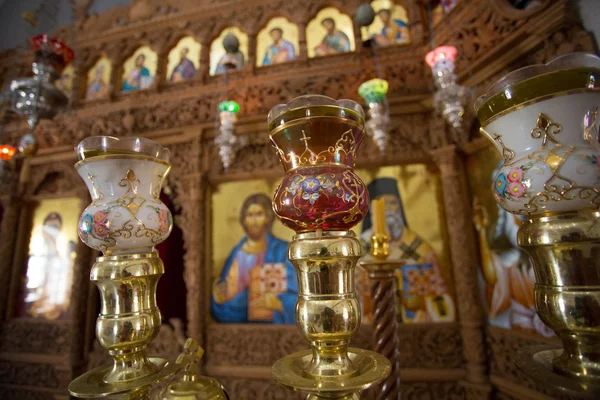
(425, 45, 473, 134)
(358, 78, 390, 155)
(7, 34, 73, 136)
(215, 100, 247, 171)
(0, 0, 76, 165)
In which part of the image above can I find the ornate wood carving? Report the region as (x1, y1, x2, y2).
(431, 145, 490, 398)
(0, 160, 91, 398)
(206, 113, 433, 181)
(67, 221, 95, 367)
(166, 138, 207, 345)
(218, 376, 305, 400)
(25, 161, 86, 198)
(1, 0, 584, 156)
(205, 324, 307, 367)
(0, 1, 595, 398)
(0, 195, 22, 319)
(0, 359, 69, 388)
(0, 387, 57, 400)
(205, 323, 462, 369)
(486, 326, 571, 400)
(0, 321, 70, 354)
(526, 25, 597, 65)
(401, 381, 465, 400)
(397, 322, 463, 370)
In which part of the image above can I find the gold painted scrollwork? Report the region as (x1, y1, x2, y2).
(491, 133, 515, 165)
(117, 169, 146, 217)
(272, 128, 358, 170)
(531, 113, 562, 148)
(88, 174, 104, 205)
(510, 114, 600, 214)
(86, 169, 167, 251)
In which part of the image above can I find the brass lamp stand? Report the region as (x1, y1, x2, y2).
(69, 253, 181, 399)
(68, 136, 227, 400)
(514, 211, 600, 398)
(475, 53, 600, 398)
(268, 95, 391, 399)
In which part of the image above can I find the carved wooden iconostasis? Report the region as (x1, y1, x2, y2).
(0, 0, 597, 399)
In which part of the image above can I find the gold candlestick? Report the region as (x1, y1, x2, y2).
(268, 95, 391, 399)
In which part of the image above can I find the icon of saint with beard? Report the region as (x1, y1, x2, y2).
(359, 177, 456, 323)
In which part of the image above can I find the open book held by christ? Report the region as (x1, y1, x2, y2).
(249, 263, 288, 320)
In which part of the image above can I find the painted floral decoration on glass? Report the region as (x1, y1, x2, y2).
(495, 162, 532, 200)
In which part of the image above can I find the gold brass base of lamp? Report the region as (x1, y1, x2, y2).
(515, 345, 600, 399)
(271, 231, 391, 400)
(69, 253, 181, 399)
(69, 356, 179, 399)
(272, 348, 389, 399)
(514, 211, 600, 398)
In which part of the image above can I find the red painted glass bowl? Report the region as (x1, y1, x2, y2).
(269, 95, 369, 232)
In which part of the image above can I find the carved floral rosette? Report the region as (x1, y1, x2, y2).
(476, 53, 600, 215)
(269, 95, 369, 232)
(74, 137, 173, 254)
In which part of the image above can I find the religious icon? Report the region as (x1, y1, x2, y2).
(210, 28, 248, 75)
(315, 18, 351, 56)
(56, 64, 73, 98)
(167, 36, 200, 83)
(360, 177, 455, 323)
(306, 7, 355, 58)
(121, 46, 157, 93)
(170, 47, 196, 82)
(86, 57, 111, 101)
(211, 192, 298, 323)
(257, 17, 300, 67)
(262, 28, 296, 65)
(469, 151, 554, 337)
(257, 17, 299, 67)
(362, 0, 410, 46)
(18, 197, 80, 320)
